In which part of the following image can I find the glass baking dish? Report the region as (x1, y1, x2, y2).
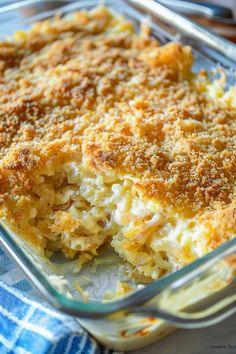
(0, 0, 236, 351)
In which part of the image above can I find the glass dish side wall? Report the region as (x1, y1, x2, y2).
(0, 0, 236, 351)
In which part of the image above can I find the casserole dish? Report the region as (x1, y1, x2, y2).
(0, 0, 236, 351)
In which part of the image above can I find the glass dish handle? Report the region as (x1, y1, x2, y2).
(129, 252, 236, 328)
(130, 287, 236, 329)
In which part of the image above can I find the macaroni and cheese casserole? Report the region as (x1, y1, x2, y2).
(0, 7, 236, 279)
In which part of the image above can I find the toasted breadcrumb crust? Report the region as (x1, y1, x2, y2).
(0, 7, 236, 257)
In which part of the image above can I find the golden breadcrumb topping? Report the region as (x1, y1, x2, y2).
(0, 8, 235, 213)
(0, 6, 236, 278)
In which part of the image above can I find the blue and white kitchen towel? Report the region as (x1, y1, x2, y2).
(0, 247, 117, 354)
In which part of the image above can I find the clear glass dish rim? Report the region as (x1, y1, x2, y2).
(0, 0, 236, 318)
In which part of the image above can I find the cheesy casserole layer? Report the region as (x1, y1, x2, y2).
(0, 7, 236, 279)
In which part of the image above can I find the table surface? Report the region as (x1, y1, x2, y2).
(133, 314, 236, 354)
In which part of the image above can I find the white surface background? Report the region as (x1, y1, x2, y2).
(132, 314, 236, 354)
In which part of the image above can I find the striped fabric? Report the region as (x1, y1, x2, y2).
(0, 247, 118, 354)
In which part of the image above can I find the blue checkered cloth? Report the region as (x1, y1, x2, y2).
(0, 247, 118, 354)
